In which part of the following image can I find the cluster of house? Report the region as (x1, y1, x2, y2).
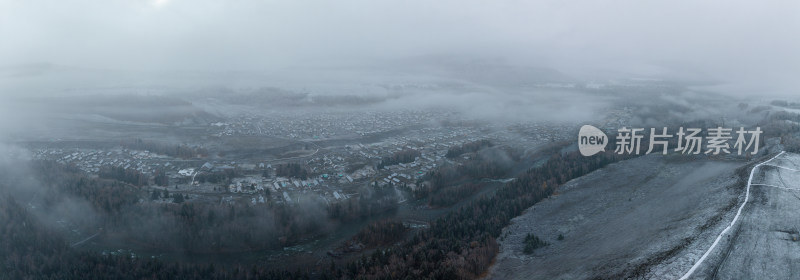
(33, 148, 180, 177)
(207, 110, 450, 140)
(30, 113, 580, 209)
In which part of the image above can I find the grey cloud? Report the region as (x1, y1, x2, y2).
(0, 0, 796, 94)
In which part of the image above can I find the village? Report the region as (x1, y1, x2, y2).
(29, 110, 578, 210)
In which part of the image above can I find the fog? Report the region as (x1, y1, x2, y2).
(3, 2, 800, 278)
(1, 0, 798, 134)
(1, 0, 797, 146)
(1, 0, 798, 94)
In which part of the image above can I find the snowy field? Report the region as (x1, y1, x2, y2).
(680, 152, 800, 279)
(487, 154, 745, 279)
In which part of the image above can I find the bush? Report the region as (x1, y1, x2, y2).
(523, 233, 548, 254)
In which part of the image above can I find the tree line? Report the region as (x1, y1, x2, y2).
(99, 165, 148, 187)
(377, 149, 421, 169)
(446, 139, 493, 158)
(122, 138, 208, 159)
(326, 147, 631, 279)
(0, 195, 309, 280)
(275, 163, 309, 179)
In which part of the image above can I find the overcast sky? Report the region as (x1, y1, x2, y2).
(1, 0, 799, 93)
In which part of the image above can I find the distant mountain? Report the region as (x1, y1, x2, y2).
(386, 55, 577, 87)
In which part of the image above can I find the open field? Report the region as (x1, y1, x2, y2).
(489, 154, 745, 279)
(685, 152, 800, 279)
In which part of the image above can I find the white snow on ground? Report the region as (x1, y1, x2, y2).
(678, 151, 785, 279)
(487, 154, 744, 279)
(704, 152, 800, 279)
(676, 151, 800, 279)
(488, 152, 800, 279)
